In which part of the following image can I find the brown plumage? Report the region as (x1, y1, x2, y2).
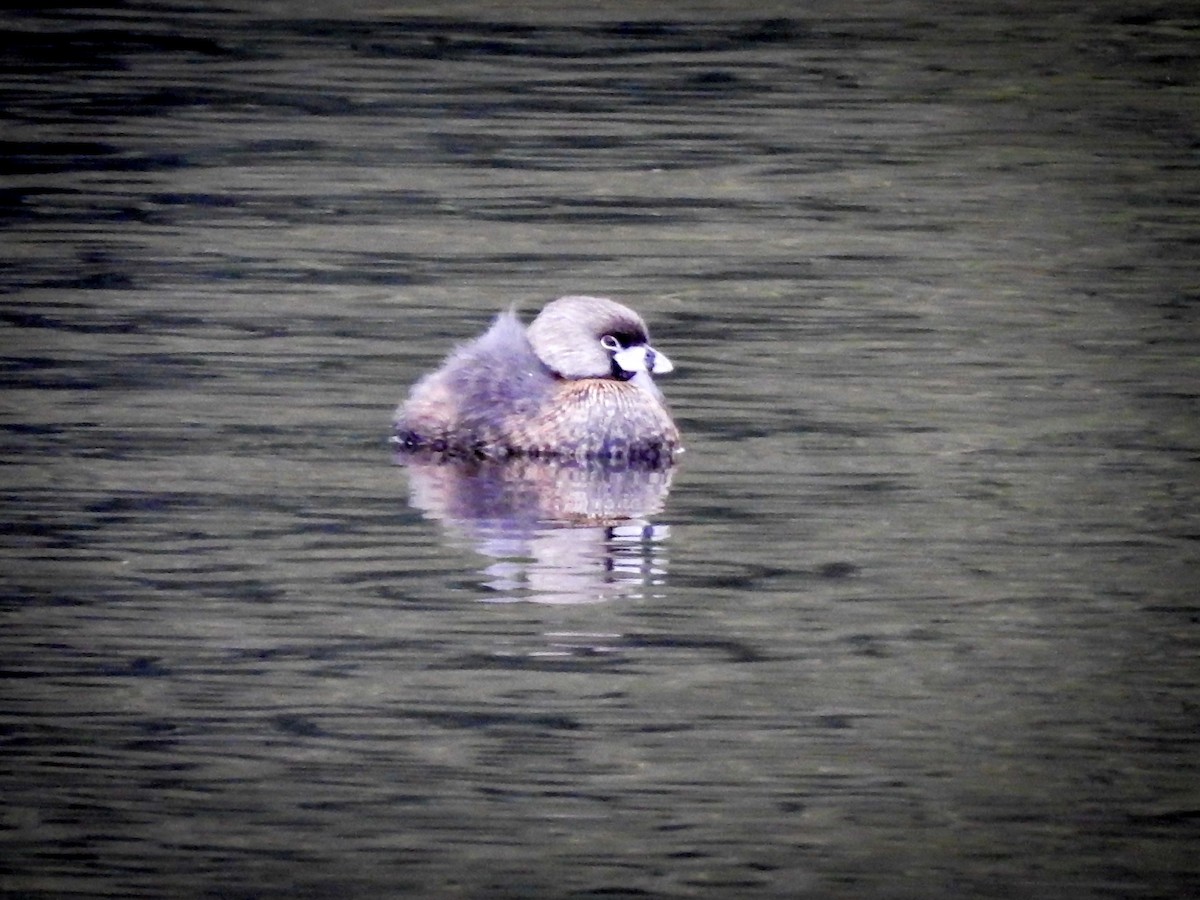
(393, 296, 680, 464)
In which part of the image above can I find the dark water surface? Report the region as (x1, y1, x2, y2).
(2, 1, 1198, 897)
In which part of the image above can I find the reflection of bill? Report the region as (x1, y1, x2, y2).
(395, 452, 675, 604)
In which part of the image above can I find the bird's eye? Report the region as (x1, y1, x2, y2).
(600, 334, 621, 351)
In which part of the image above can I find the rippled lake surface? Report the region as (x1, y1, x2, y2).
(2, 1, 1198, 897)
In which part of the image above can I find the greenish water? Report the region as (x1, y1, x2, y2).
(1, 2, 1197, 898)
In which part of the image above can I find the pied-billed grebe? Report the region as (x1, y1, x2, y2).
(393, 296, 680, 463)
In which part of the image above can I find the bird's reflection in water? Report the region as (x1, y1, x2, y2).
(395, 450, 676, 604)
